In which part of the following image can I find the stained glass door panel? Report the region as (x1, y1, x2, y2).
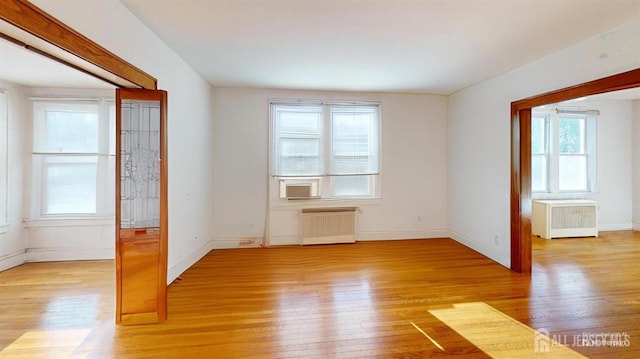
(115, 89, 167, 325)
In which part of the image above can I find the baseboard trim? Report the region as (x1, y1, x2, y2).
(167, 239, 216, 284)
(357, 229, 450, 241)
(449, 230, 510, 268)
(266, 230, 451, 246)
(26, 247, 114, 262)
(599, 223, 634, 231)
(0, 249, 27, 272)
(211, 237, 263, 249)
(267, 235, 299, 246)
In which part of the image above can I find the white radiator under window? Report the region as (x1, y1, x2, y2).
(532, 200, 598, 239)
(300, 207, 357, 245)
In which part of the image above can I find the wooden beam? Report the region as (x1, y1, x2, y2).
(0, 0, 157, 90)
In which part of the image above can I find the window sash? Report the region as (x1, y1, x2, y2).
(31, 99, 115, 218)
(532, 110, 596, 194)
(271, 101, 380, 198)
(0, 91, 7, 225)
(42, 158, 98, 215)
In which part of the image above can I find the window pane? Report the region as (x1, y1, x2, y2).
(45, 157, 97, 214)
(332, 175, 370, 197)
(531, 155, 547, 192)
(278, 138, 321, 175)
(108, 104, 116, 155)
(46, 110, 99, 153)
(0, 92, 7, 224)
(531, 116, 546, 154)
(559, 155, 587, 191)
(331, 108, 378, 175)
(559, 118, 585, 154)
(279, 110, 321, 135)
(274, 105, 322, 176)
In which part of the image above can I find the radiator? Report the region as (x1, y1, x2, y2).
(300, 207, 357, 245)
(532, 200, 598, 239)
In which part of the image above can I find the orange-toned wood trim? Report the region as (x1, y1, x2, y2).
(115, 89, 168, 324)
(0, 0, 157, 90)
(510, 67, 640, 273)
(510, 111, 522, 272)
(510, 108, 533, 274)
(158, 89, 168, 323)
(115, 90, 123, 323)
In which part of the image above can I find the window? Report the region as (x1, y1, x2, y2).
(271, 101, 380, 199)
(0, 90, 7, 225)
(31, 100, 115, 218)
(531, 109, 597, 193)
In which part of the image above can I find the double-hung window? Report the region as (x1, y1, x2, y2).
(532, 109, 597, 194)
(31, 99, 115, 218)
(271, 101, 380, 199)
(0, 90, 7, 226)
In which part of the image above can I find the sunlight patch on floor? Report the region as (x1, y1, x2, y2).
(429, 302, 586, 358)
(0, 328, 92, 358)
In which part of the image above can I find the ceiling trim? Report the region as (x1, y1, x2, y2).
(0, 0, 157, 90)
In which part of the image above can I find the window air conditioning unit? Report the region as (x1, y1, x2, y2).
(285, 184, 312, 199)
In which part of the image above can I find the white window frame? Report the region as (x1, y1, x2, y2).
(270, 100, 381, 200)
(532, 108, 598, 195)
(30, 98, 115, 219)
(0, 90, 8, 227)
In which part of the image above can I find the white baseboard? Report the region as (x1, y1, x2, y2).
(357, 229, 450, 241)
(210, 237, 264, 249)
(0, 250, 27, 272)
(449, 230, 510, 268)
(26, 247, 114, 262)
(267, 235, 299, 246)
(266, 230, 450, 246)
(599, 223, 634, 231)
(168, 239, 216, 284)
(634, 222, 640, 231)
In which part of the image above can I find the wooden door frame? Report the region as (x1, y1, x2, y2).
(510, 68, 640, 273)
(0, 0, 156, 90)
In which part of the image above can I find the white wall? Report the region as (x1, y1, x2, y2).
(633, 100, 640, 230)
(449, 18, 640, 267)
(0, 80, 28, 272)
(588, 100, 633, 230)
(532, 100, 634, 230)
(22, 87, 116, 263)
(33, 0, 215, 283)
(212, 87, 448, 248)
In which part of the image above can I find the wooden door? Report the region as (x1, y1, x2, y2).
(115, 89, 168, 324)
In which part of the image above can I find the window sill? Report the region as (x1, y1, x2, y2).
(24, 217, 115, 228)
(270, 197, 382, 211)
(532, 192, 598, 201)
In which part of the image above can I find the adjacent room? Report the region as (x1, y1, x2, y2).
(1, 0, 639, 357)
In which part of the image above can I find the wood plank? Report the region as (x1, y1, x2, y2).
(0, 233, 639, 357)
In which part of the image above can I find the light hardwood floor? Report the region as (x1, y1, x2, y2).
(0, 232, 639, 358)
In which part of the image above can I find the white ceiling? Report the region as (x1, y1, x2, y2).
(0, 16, 114, 90)
(120, 0, 640, 95)
(0, 38, 114, 89)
